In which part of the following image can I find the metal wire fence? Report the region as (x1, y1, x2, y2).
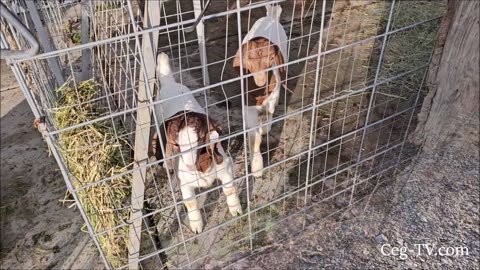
(0, 0, 446, 268)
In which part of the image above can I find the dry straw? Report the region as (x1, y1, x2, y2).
(53, 79, 132, 267)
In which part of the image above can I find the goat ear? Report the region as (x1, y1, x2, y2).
(234, 41, 268, 87)
(196, 147, 212, 172)
(196, 146, 214, 173)
(233, 42, 251, 68)
(233, 47, 241, 68)
(212, 143, 224, 165)
(194, 118, 212, 172)
(207, 120, 224, 166)
(164, 141, 176, 172)
(274, 50, 284, 73)
(212, 119, 223, 133)
(207, 128, 223, 165)
(208, 130, 224, 165)
(208, 118, 223, 139)
(164, 119, 181, 172)
(233, 43, 252, 69)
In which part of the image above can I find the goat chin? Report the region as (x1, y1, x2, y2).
(177, 126, 199, 169)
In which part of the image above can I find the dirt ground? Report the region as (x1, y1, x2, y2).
(0, 60, 103, 269)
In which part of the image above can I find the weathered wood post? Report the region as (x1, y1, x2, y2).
(414, 0, 479, 150)
(128, 1, 163, 269)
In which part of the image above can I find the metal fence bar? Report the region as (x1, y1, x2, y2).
(44, 133, 112, 268)
(126, 1, 195, 269)
(0, 2, 39, 60)
(396, 55, 432, 166)
(350, 0, 396, 205)
(24, 0, 65, 86)
(235, 0, 254, 252)
(0, 32, 41, 118)
(44, 54, 429, 138)
(80, 0, 91, 80)
(303, 0, 327, 205)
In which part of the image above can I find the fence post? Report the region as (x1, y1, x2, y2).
(193, 0, 210, 86)
(127, 1, 162, 269)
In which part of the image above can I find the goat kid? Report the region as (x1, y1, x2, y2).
(233, 4, 286, 178)
(154, 52, 242, 233)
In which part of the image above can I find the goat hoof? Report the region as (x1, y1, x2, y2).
(229, 205, 243, 217)
(189, 220, 203, 234)
(252, 170, 263, 179)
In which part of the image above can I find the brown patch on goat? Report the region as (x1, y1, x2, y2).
(184, 200, 198, 211)
(33, 118, 40, 129)
(152, 111, 223, 173)
(233, 37, 285, 106)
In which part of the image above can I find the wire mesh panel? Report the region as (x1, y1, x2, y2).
(0, 0, 447, 269)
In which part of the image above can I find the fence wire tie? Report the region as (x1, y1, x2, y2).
(33, 116, 48, 138)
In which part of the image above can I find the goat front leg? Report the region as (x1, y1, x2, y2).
(216, 153, 242, 216)
(261, 110, 274, 135)
(246, 107, 264, 178)
(262, 68, 281, 135)
(249, 128, 263, 178)
(180, 184, 203, 233)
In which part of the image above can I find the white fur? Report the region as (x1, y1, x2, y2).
(176, 127, 242, 233)
(156, 53, 242, 233)
(246, 67, 282, 178)
(155, 53, 204, 123)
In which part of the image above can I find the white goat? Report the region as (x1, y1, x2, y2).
(154, 52, 242, 233)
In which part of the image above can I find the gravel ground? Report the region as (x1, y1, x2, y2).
(228, 114, 479, 269)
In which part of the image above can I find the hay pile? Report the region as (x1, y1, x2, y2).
(53, 80, 132, 267)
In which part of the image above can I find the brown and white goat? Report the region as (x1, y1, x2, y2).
(232, 4, 286, 178)
(153, 53, 242, 233)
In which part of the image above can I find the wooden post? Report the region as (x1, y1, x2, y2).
(128, 1, 163, 269)
(193, 0, 210, 86)
(414, 0, 479, 150)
